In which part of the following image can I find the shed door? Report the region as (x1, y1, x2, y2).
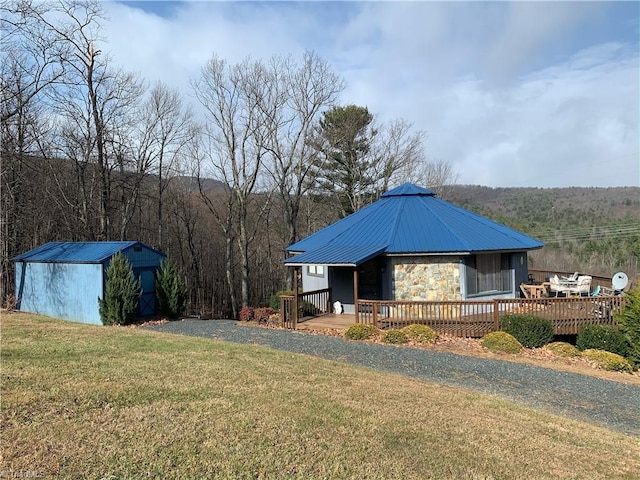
(135, 269, 156, 317)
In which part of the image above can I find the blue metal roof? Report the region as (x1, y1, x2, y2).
(286, 183, 543, 264)
(13, 241, 164, 263)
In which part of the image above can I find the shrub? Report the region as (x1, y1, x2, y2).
(98, 252, 140, 326)
(381, 329, 409, 344)
(480, 331, 523, 354)
(299, 300, 319, 318)
(239, 306, 254, 322)
(155, 259, 187, 319)
(545, 342, 580, 357)
(614, 288, 640, 367)
(500, 314, 553, 348)
(269, 290, 293, 311)
(344, 324, 378, 341)
(581, 349, 633, 373)
(577, 324, 629, 357)
(254, 307, 276, 323)
(401, 324, 438, 344)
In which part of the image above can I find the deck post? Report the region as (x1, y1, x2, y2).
(493, 299, 500, 331)
(292, 267, 299, 330)
(372, 302, 377, 328)
(353, 268, 359, 323)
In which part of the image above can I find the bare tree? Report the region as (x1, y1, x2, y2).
(193, 55, 276, 312)
(416, 157, 459, 197)
(126, 82, 197, 247)
(0, 0, 67, 303)
(264, 52, 344, 249)
(42, 0, 144, 240)
(0, 0, 68, 123)
(371, 118, 425, 194)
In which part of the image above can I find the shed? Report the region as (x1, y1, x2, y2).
(285, 183, 543, 314)
(13, 241, 166, 325)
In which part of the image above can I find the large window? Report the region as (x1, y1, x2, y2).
(465, 254, 511, 296)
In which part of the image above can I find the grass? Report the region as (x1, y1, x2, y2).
(2, 312, 639, 480)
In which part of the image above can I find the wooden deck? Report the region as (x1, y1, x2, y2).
(296, 314, 357, 331)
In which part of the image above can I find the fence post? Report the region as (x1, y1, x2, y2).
(493, 300, 500, 332)
(293, 268, 299, 330)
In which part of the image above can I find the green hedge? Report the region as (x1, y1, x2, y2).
(577, 324, 629, 357)
(500, 314, 553, 348)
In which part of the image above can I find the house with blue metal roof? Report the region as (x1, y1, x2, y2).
(14, 241, 165, 325)
(285, 183, 543, 315)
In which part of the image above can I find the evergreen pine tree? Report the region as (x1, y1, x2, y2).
(98, 252, 140, 325)
(614, 288, 640, 367)
(155, 259, 186, 318)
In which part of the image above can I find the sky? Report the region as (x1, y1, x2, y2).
(103, 1, 640, 188)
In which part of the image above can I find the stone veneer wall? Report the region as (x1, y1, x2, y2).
(392, 256, 462, 301)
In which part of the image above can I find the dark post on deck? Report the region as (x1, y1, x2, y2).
(353, 268, 359, 323)
(292, 266, 299, 329)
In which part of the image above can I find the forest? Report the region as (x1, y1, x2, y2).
(3, 1, 638, 319)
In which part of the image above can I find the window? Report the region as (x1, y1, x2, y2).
(307, 265, 324, 277)
(465, 254, 511, 296)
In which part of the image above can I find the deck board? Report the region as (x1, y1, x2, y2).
(296, 314, 356, 331)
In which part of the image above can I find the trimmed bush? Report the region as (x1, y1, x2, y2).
(480, 331, 523, 354)
(545, 342, 580, 357)
(98, 252, 140, 326)
(239, 306, 254, 322)
(614, 288, 640, 367)
(402, 324, 438, 344)
(577, 324, 629, 357)
(381, 329, 409, 344)
(344, 324, 378, 341)
(500, 314, 553, 348)
(582, 349, 633, 373)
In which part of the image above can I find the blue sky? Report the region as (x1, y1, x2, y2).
(107, 1, 639, 187)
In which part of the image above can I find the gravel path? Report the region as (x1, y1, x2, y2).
(142, 319, 640, 436)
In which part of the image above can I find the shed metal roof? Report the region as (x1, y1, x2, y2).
(285, 183, 543, 264)
(13, 241, 164, 264)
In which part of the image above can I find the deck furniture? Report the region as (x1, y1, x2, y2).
(549, 274, 573, 296)
(561, 272, 579, 282)
(567, 275, 592, 296)
(520, 283, 549, 299)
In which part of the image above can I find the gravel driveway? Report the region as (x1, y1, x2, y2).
(142, 319, 640, 436)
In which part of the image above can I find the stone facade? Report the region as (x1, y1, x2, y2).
(392, 256, 462, 301)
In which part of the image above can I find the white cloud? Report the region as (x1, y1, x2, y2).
(103, 1, 639, 188)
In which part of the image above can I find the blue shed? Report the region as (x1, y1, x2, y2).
(13, 241, 166, 325)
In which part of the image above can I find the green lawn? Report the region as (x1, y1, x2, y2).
(2, 312, 638, 480)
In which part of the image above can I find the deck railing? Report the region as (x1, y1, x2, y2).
(356, 296, 625, 337)
(280, 288, 332, 330)
(280, 286, 626, 336)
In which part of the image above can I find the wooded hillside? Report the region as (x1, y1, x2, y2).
(4, 153, 638, 319)
(443, 185, 640, 279)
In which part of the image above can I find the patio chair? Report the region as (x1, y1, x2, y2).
(548, 274, 571, 297)
(568, 275, 592, 296)
(561, 272, 579, 282)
